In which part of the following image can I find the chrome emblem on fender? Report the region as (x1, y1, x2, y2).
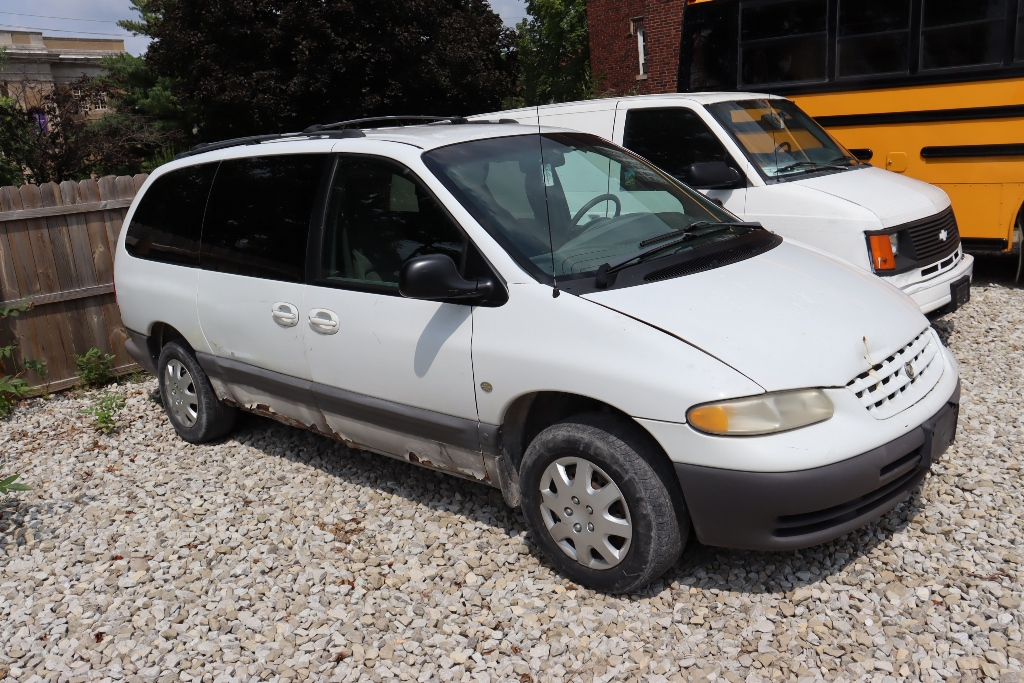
(938, 229, 948, 241)
(905, 362, 917, 379)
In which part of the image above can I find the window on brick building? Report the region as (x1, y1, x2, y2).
(631, 18, 648, 76)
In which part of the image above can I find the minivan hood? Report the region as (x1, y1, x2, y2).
(797, 167, 950, 228)
(582, 240, 928, 391)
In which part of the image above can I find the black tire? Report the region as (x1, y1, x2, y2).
(157, 341, 236, 443)
(519, 413, 688, 593)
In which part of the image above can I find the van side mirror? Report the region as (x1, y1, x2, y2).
(685, 162, 742, 190)
(399, 254, 493, 302)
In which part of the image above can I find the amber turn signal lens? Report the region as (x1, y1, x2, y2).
(869, 235, 896, 271)
(688, 405, 730, 434)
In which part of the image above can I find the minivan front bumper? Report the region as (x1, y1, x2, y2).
(672, 380, 960, 551)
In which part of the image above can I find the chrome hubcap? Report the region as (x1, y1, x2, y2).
(164, 359, 198, 428)
(538, 457, 632, 570)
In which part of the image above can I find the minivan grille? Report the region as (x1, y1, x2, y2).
(902, 207, 960, 265)
(846, 328, 942, 419)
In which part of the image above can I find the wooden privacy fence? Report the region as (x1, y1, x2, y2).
(0, 174, 148, 393)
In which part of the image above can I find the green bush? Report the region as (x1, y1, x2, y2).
(81, 390, 126, 433)
(75, 348, 116, 387)
(0, 300, 32, 416)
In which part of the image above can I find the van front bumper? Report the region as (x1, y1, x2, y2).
(898, 252, 974, 314)
(672, 380, 960, 551)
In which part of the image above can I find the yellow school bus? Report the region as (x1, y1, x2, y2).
(679, 0, 1024, 278)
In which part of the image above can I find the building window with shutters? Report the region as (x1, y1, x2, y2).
(631, 18, 647, 78)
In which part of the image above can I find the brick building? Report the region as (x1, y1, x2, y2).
(587, 0, 686, 96)
(0, 31, 125, 119)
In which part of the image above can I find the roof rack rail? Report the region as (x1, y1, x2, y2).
(174, 128, 366, 160)
(173, 115, 520, 160)
(302, 115, 469, 134)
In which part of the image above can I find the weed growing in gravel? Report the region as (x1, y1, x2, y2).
(81, 391, 126, 433)
(75, 348, 116, 387)
(0, 473, 30, 496)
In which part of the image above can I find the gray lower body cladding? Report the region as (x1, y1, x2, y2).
(675, 380, 961, 551)
(132, 339, 502, 485)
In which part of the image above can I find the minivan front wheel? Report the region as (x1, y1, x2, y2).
(157, 341, 236, 443)
(519, 413, 688, 593)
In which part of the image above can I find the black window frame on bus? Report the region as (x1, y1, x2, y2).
(679, 0, 1024, 95)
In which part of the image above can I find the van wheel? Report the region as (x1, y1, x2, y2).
(157, 341, 236, 443)
(518, 413, 687, 593)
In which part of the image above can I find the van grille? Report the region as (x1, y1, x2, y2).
(846, 328, 942, 419)
(902, 207, 960, 265)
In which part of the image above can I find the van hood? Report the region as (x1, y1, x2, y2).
(581, 240, 928, 391)
(797, 166, 950, 228)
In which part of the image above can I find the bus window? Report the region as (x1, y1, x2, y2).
(1018, 1, 1024, 61)
(837, 0, 911, 77)
(685, 2, 739, 90)
(921, 0, 1007, 70)
(739, 0, 828, 85)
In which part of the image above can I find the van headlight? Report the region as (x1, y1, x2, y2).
(687, 389, 834, 436)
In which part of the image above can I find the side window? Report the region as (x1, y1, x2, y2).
(201, 154, 325, 282)
(920, 0, 1006, 70)
(623, 108, 735, 178)
(124, 163, 217, 267)
(837, 0, 911, 77)
(321, 157, 465, 288)
(739, 0, 828, 85)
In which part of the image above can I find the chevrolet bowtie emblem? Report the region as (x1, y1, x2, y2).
(905, 362, 916, 379)
(938, 229, 948, 241)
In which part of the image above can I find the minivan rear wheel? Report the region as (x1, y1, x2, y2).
(157, 341, 236, 443)
(519, 413, 687, 593)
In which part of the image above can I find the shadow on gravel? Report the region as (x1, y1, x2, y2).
(654, 486, 928, 598)
(228, 410, 530, 540)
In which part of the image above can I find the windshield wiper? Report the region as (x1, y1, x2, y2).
(595, 221, 761, 286)
(776, 160, 849, 174)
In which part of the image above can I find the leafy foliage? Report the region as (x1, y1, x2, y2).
(81, 391, 126, 433)
(0, 301, 32, 417)
(0, 473, 31, 496)
(511, 0, 594, 106)
(75, 348, 116, 387)
(131, 0, 519, 140)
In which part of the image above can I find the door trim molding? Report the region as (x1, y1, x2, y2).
(195, 352, 498, 455)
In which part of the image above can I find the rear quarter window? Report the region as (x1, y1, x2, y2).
(124, 163, 218, 267)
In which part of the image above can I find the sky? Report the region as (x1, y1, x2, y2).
(0, 0, 529, 57)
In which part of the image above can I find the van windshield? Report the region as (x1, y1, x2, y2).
(706, 99, 861, 180)
(423, 132, 745, 281)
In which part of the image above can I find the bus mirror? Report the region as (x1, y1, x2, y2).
(686, 162, 741, 189)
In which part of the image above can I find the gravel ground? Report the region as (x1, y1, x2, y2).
(1, 256, 1022, 683)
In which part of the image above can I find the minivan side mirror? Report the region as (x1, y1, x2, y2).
(399, 254, 494, 302)
(685, 161, 742, 190)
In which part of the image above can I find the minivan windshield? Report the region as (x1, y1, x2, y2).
(706, 99, 861, 180)
(424, 132, 746, 281)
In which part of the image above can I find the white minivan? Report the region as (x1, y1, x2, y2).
(477, 94, 974, 314)
(115, 119, 961, 592)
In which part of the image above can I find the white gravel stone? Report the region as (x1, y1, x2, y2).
(1, 264, 1022, 682)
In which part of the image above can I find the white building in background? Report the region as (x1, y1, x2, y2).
(0, 30, 126, 120)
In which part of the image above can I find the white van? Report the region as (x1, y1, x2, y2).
(116, 119, 961, 593)
(477, 94, 974, 314)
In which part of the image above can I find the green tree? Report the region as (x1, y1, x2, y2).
(512, 0, 594, 107)
(128, 0, 518, 141)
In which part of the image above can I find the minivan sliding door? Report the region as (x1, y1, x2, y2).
(303, 155, 484, 478)
(196, 153, 329, 430)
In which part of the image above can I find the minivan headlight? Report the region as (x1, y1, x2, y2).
(687, 389, 834, 436)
